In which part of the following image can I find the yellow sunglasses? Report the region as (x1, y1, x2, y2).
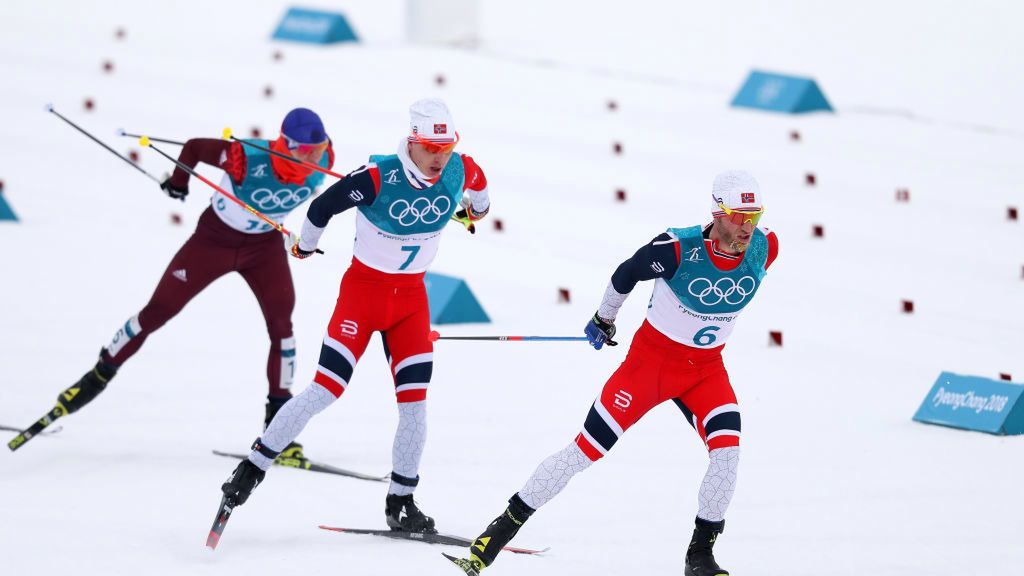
(717, 202, 764, 226)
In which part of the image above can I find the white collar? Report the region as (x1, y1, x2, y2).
(396, 140, 434, 189)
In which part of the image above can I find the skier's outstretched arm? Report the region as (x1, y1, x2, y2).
(597, 232, 680, 321)
(294, 164, 380, 254)
(584, 233, 680, 349)
(161, 139, 244, 200)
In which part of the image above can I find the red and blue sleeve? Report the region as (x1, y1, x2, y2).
(304, 164, 381, 228)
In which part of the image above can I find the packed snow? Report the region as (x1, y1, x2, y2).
(1, 2, 1021, 575)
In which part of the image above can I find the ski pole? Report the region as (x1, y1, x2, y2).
(46, 104, 162, 184)
(139, 136, 324, 254)
(428, 330, 588, 342)
(116, 129, 184, 146)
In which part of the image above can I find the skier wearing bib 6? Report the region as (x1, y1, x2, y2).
(446, 170, 778, 576)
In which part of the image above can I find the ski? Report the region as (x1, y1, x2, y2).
(318, 525, 549, 555)
(206, 495, 236, 550)
(212, 450, 389, 482)
(443, 552, 482, 575)
(0, 423, 63, 436)
(7, 405, 67, 452)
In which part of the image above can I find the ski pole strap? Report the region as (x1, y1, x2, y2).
(251, 437, 280, 460)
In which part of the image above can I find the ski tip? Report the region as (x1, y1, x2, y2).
(429, 330, 440, 342)
(222, 127, 232, 140)
(205, 531, 221, 550)
(318, 525, 344, 533)
(43, 103, 54, 113)
(115, 127, 125, 136)
(139, 135, 151, 147)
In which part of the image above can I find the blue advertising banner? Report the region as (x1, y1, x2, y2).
(424, 272, 490, 325)
(0, 192, 17, 222)
(913, 372, 1024, 435)
(731, 70, 833, 114)
(272, 8, 358, 45)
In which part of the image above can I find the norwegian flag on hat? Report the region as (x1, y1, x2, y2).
(710, 170, 763, 215)
(409, 98, 456, 143)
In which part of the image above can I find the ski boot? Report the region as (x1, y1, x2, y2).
(385, 492, 437, 533)
(278, 441, 304, 460)
(57, 354, 118, 414)
(221, 459, 266, 505)
(459, 494, 536, 573)
(684, 517, 729, 576)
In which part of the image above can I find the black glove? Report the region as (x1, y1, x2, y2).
(160, 177, 188, 200)
(584, 312, 618, 350)
(221, 459, 265, 505)
(290, 244, 315, 259)
(287, 233, 316, 259)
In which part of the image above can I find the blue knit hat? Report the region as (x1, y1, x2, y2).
(281, 108, 327, 144)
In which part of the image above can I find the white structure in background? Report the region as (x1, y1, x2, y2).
(406, 0, 479, 46)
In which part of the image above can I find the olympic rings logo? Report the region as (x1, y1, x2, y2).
(687, 276, 756, 306)
(389, 196, 452, 226)
(249, 187, 312, 211)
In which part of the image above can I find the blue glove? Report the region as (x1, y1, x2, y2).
(584, 312, 617, 350)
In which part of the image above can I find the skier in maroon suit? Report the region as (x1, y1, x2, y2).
(48, 108, 334, 457)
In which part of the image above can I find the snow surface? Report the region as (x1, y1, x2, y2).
(1, 2, 1022, 575)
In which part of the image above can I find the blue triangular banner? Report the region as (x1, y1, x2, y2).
(0, 193, 18, 222)
(424, 272, 490, 325)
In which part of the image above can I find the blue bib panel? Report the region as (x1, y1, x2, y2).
(233, 140, 328, 216)
(358, 154, 465, 235)
(665, 226, 768, 314)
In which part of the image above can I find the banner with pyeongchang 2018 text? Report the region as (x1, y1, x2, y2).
(913, 372, 1024, 435)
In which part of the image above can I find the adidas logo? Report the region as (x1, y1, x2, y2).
(172, 269, 188, 282)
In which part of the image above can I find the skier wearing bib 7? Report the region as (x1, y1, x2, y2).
(220, 99, 491, 534)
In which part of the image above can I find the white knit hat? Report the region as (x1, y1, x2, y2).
(408, 98, 457, 143)
(710, 170, 763, 216)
